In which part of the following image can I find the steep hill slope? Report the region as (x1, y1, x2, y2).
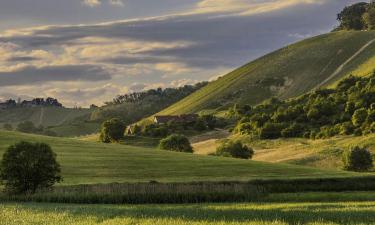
(157, 31, 375, 115)
(0, 131, 359, 185)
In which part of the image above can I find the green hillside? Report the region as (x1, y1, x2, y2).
(0, 131, 360, 185)
(0, 107, 97, 137)
(157, 31, 375, 116)
(0, 107, 92, 127)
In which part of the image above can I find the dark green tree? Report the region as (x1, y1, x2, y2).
(342, 146, 373, 172)
(363, 3, 375, 30)
(0, 142, 62, 194)
(159, 134, 193, 153)
(216, 141, 254, 159)
(352, 108, 368, 127)
(99, 118, 125, 143)
(3, 123, 12, 131)
(16, 121, 37, 133)
(337, 2, 369, 30)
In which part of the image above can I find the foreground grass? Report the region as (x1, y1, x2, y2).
(1, 192, 375, 225)
(0, 131, 362, 185)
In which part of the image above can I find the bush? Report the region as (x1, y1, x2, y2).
(16, 121, 37, 133)
(342, 146, 373, 172)
(3, 123, 12, 131)
(216, 141, 254, 159)
(159, 134, 193, 153)
(0, 142, 62, 194)
(99, 118, 125, 143)
(352, 108, 368, 127)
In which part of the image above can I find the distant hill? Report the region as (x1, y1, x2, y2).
(155, 31, 375, 116)
(0, 84, 207, 137)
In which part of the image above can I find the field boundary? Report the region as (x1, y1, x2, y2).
(1, 176, 374, 204)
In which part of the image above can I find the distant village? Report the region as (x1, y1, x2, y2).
(0, 98, 63, 110)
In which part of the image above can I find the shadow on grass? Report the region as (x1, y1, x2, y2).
(9, 202, 375, 225)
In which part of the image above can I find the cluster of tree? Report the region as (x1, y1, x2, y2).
(99, 115, 226, 143)
(138, 115, 226, 138)
(214, 140, 254, 159)
(90, 83, 208, 125)
(0, 141, 61, 194)
(99, 118, 126, 143)
(0, 97, 63, 109)
(16, 121, 57, 137)
(233, 72, 375, 140)
(105, 82, 208, 106)
(336, 2, 375, 31)
(158, 134, 193, 153)
(342, 146, 373, 172)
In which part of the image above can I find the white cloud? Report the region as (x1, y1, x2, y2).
(82, 0, 125, 7)
(109, 0, 125, 7)
(194, 0, 326, 15)
(83, 0, 101, 7)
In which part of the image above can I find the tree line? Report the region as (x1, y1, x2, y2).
(336, 2, 375, 31)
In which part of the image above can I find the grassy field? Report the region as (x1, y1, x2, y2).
(0, 130, 363, 185)
(152, 31, 375, 117)
(192, 133, 375, 171)
(1, 192, 374, 225)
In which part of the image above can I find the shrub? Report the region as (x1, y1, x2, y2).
(216, 141, 254, 159)
(352, 108, 368, 127)
(99, 118, 125, 143)
(159, 134, 193, 153)
(0, 142, 62, 194)
(342, 146, 373, 172)
(16, 121, 37, 133)
(3, 123, 12, 131)
(259, 123, 283, 139)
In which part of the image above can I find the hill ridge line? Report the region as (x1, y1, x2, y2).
(315, 38, 375, 89)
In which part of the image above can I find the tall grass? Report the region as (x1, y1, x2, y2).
(0, 182, 265, 204)
(1, 176, 374, 204)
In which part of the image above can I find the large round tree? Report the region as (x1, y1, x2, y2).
(0, 141, 62, 194)
(99, 118, 125, 143)
(159, 134, 193, 153)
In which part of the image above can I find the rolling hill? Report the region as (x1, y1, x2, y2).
(0, 130, 361, 185)
(156, 31, 375, 116)
(0, 107, 98, 137)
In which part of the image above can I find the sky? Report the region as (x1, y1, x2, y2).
(0, 0, 363, 107)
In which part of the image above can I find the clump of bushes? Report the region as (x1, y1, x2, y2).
(136, 115, 226, 138)
(0, 141, 62, 194)
(216, 141, 254, 159)
(233, 72, 375, 140)
(3, 123, 12, 131)
(16, 121, 57, 137)
(342, 146, 373, 172)
(100, 118, 125, 143)
(159, 134, 193, 153)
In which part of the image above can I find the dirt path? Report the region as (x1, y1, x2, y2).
(38, 107, 45, 126)
(190, 129, 230, 155)
(315, 38, 375, 89)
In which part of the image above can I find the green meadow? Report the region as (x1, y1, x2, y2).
(0, 130, 359, 185)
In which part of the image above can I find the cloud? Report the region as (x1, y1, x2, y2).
(0, 65, 111, 86)
(109, 0, 125, 7)
(0, 0, 355, 106)
(194, 0, 326, 15)
(83, 0, 101, 7)
(82, 0, 125, 7)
